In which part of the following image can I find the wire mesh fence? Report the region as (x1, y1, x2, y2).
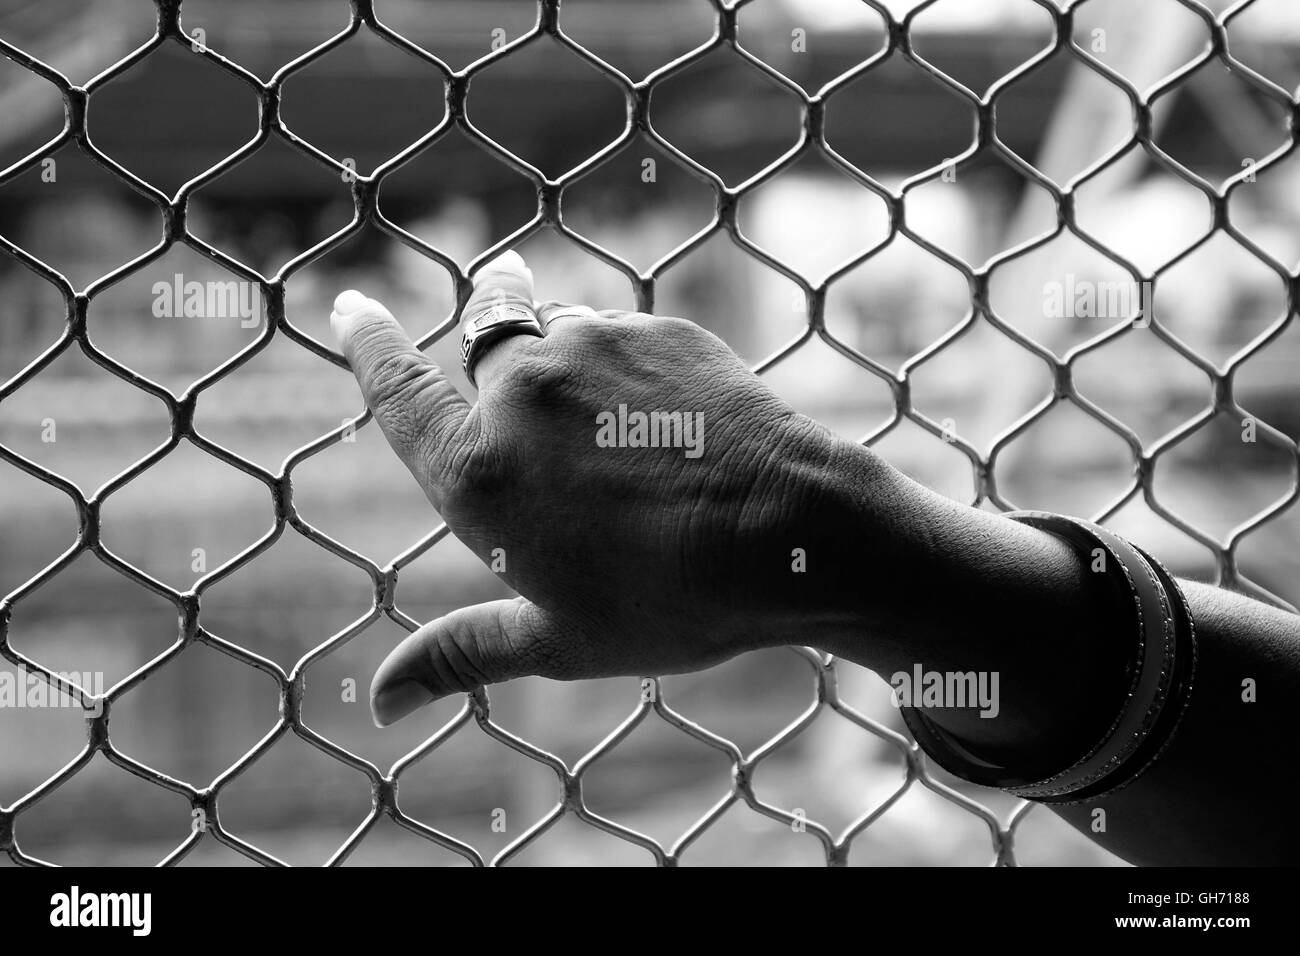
(0, 0, 1297, 866)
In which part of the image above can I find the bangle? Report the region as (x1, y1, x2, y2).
(899, 511, 1196, 804)
(1051, 541, 1197, 803)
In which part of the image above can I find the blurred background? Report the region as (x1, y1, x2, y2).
(1, 0, 1298, 866)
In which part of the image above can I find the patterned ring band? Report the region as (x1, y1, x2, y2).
(459, 303, 545, 388)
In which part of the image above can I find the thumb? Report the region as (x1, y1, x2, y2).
(369, 597, 564, 727)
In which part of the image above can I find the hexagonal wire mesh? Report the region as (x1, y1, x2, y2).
(1, 0, 1297, 867)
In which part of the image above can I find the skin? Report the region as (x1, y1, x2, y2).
(330, 251, 1300, 866)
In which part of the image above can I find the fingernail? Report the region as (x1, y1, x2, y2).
(478, 250, 532, 283)
(330, 289, 373, 347)
(371, 678, 436, 728)
(483, 249, 526, 272)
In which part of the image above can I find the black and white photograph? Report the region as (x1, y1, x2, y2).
(0, 0, 1295, 930)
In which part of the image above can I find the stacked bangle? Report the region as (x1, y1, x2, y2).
(899, 511, 1197, 805)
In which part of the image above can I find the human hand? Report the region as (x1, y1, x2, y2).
(330, 252, 878, 727)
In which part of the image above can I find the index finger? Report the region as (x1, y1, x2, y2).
(331, 290, 472, 508)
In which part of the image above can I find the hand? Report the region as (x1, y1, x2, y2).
(329, 252, 878, 727)
(327, 257, 1300, 868)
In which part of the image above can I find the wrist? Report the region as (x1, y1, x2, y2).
(750, 428, 917, 652)
(810, 443, 1131, 765)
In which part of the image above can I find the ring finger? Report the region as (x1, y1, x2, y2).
(460, 251, 546, 390)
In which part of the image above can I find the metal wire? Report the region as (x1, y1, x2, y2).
(0, 0, 1296, 867)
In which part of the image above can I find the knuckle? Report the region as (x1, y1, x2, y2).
(416, 420, 468, 492)
(366, 349, 431, 406)
(426, 627, 488, 696)
(545, 318, 639, 361)
(346, 312, 391, 351)
(506, 604, 569, 681)
(501, 353, 576, 400)
(654, 314, 712, 342)
(446, 622, 495, 688)
(581, 319, 639, 347)
(443, 438, 508, 508)
(363, 349, 460, 484)
(654, 316, 732, 359)
(451, 439, 494, 482)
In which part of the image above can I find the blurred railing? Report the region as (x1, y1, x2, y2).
(0, 0, 1297, 867)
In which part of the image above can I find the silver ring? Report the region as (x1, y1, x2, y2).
(459, 303, 544, 387)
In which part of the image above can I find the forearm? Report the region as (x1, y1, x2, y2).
(820, 441, 1300, 864)
(1047, 582, 1300, 865)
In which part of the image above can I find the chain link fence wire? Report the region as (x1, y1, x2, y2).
(0, 0, 1297, 866)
